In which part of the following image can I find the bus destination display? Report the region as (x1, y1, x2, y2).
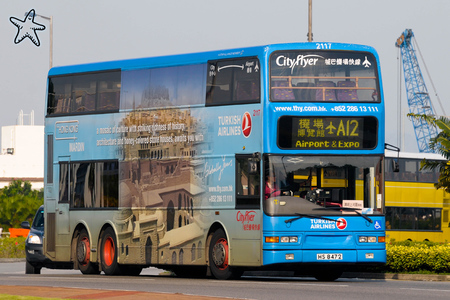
(278, 116, 377, 150)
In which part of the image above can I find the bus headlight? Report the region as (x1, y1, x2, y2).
(368, 236, 377, 243)
(359, 236, 377, 243)
(280, 236, 298, 243)
(266, 236, 298, 243)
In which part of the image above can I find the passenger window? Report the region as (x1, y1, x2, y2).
(59, 162, 69, 203)
(120, 64, 206, 110)
(206, 57, 260, 106)
(236, 154, 260, 209)
(59, 160, 119, 209)
(47, 71, 120, 116)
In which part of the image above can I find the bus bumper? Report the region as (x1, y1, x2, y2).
(262, 249, 386, 265)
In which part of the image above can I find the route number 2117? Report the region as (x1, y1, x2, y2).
(316, 43, 332, 49)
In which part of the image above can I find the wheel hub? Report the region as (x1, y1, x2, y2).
(212, 238, 228, 269)
(103, 237, 115, 267)
(77, 237, 90, 265)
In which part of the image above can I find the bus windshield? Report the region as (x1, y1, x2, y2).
(270, 51, 379, 102)
(264, 155, 384, 216)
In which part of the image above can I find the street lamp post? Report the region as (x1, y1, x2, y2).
(308, 0, 313, 42)
(25, 11, 53, 68)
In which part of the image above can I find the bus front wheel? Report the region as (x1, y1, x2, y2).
(209, 229, 242, 280)
(76, 229, 100, 274)
(100, 227, 121, 275)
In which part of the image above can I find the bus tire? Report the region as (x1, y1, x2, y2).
(209, 229, 242, 280)
(100, 227, 121, 275)
(76, 229, 100, 275)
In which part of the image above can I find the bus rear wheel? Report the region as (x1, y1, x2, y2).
(76, 229, 100, 274)
(100, 227, 121, 275)
(209, 229, 242, 280)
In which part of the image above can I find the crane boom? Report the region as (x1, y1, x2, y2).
(396, 29, 438, 153)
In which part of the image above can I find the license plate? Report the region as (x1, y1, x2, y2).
(316, 253, 343, 260)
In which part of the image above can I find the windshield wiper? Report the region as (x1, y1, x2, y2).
(285, 213, 338, 224)
(313, 207, 373, 223)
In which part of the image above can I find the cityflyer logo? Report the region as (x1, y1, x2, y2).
(336, 218, 347, 230)
(275, 54, 324, 74)
(242, 112, 252, 138)
(236, 211, 260, 231)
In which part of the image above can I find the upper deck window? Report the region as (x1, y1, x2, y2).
(121, 64, 206, 110)
(47, 70, 121, 116)
(270, 51, 379, 102)
(206, 57, 260, 106)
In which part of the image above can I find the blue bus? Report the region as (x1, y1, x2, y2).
(44, 42, 386, 281)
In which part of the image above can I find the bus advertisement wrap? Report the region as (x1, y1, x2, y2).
(44, 43, 386, 281)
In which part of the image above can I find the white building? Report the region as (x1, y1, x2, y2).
(0, 111, 44, 190)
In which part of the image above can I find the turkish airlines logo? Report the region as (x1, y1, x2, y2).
(336, 218, 347, 230)
(242, 112, 252, 138)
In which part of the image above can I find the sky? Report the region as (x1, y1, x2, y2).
(1, 0, 449, 153)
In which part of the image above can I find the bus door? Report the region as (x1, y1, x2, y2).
(234, 154, 262, 266)
(56, 156, 71, 235)
(44, 134, 57, 257)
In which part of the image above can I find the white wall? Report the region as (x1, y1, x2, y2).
(0, 125, 44, 189)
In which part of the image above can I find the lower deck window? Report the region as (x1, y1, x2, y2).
(385, 207, 441, 231)
(59, 160, 118, 208)
(236, 155, 260, 209)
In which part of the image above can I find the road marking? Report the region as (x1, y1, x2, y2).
(401, 288, 450, 293)
(233, 280, 348, 287)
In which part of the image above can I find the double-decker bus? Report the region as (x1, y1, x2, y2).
(44, 42, 386, 281)
(385, 151, 450, 242)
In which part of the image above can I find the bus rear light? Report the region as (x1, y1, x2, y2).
(365, 253, 374, 259)
(265, 236, 279, 243)
(378, 236, 385, 243)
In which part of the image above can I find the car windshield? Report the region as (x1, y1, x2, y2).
(32, 207, 44, 228)
(264, 155, 384, 216)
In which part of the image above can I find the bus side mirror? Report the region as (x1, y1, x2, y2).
(248, 152, 260, 175)
(392, 159, 399, 172)
(248, 160, 259, 175)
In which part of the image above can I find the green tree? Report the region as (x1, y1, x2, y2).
(0, 179, 43, 230)
(408, 113, 450, 192)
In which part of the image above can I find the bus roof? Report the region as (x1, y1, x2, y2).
(48, 42, 379, 77)
(385, 150, 446, 161)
